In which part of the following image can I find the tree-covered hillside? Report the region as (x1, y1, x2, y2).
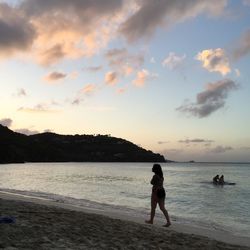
(0, 125, 166, 163)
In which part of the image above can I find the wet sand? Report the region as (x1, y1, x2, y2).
(0, 193, 249, 250)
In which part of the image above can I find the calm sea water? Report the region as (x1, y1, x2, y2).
(0, 162, 249, 237)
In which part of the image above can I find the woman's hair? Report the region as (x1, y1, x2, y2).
(152, 164, 164, 179)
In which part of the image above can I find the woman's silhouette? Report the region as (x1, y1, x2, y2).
(145, 164, 171, 227)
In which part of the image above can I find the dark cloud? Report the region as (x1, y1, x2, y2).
(0, 1, 124, 63)
(0, 0, 229, 64)
(208, 145, 233, 154)
(179, 139, 214, 144)
(0, 3, 36, 56)
(0, 118, 13, 127)
(233, 29, 250, 60)
(120, 0, 227, 42)
(20, 0, 123, 18)
(120, 0, 168, 42)
(176, 79, 238, 118)
(45, 71, 67, 81)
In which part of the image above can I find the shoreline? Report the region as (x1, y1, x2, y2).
(1, 191, 250, 249)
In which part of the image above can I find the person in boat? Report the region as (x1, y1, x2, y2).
(213, 175, 219, 184)
(219, 175, 225, 185)
(145, 164, 171, 227)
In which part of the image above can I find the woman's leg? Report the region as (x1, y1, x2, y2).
(146, 193, 157, 224)
(158, 199, 171, 226)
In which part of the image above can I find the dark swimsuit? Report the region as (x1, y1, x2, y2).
(151, 174, 166, 199)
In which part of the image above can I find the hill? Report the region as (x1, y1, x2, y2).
(0, 125, 166, 163)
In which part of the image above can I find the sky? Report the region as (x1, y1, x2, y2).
(0, 0, 250, 162)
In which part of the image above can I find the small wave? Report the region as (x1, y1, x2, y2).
(0, 188, 146, 216)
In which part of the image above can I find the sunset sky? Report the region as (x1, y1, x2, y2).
(1, 0, 250, 162)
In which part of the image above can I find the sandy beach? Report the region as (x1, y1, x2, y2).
(0, 192, 249, 250)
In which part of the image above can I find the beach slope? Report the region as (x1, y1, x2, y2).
(0, 195, 249, 250)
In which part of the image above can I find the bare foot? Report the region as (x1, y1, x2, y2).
(145, 220, 153, 224)
(163, 223, 171, 227)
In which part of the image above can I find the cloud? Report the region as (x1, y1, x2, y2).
(14, 127, 53, 135)
(18, 104, 59, 113)
(17, 88, 27, 97)
(24, 0, 126, 65)
(81, 84, 96, 95)
(14, 128, 39, 135)
(162, 52, 186, 70)
(105, 48, 147, 91)
(20, 0, 124, 19)
(71, 98, 84, 106)
(13, 88, 27, 97)
(44, 71, 67, 82)
(38, 44, 66, 66)
(105, 48, 144, 76)
(208, 145, 233, 153)
(12, 88, 27, 98)
(85, 66, 103, 72)
(0, 1, 229, 65)
(0, 1, 127, 64)
(179, 138, 214, 144)
(233, 29, 250, 60)
(132, 69, 158, 87)
(177, 79, 238, 118)
(196, 48, 231, 75)
(71, 83, 97, 105)
(133, 69, 149, 87)
(242, 0, 250, 6)
(120, 0, 227, 42)
(0, 118, 13, 127)
(116, 88, 127, 94)
(162, 148, 184, 155)
(105, 48, 127, 59)
(0, 3, 36, 58)
(105, 71, 119, 86)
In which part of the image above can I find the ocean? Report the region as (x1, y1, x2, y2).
(0, 162, 249, 238)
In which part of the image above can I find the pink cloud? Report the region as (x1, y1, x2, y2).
(133, 69, 152, 87)
(44, 71, 67, 82)
(105, 71, 118, 86)
(81, 84, 96, 94)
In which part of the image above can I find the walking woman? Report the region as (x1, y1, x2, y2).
(145, 164, 171, 227)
